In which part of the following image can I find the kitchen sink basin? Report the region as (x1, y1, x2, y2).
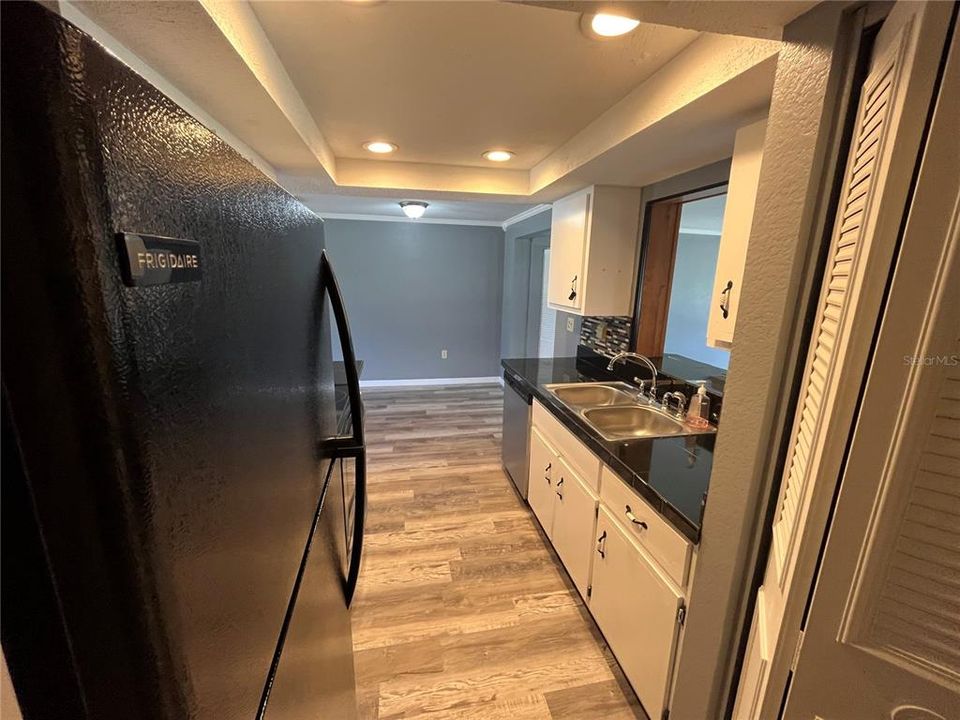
(582, 405, 687, 440)
(546, 382, 638, 408)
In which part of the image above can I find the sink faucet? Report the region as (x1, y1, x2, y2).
(607, 352, 658, 400)
(661, 391, 687, 419)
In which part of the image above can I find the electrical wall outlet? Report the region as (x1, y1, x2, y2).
(566, 317, 575, 333)
(441, 349, 448, 359)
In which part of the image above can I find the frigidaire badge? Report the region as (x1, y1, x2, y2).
(117, 233, 201, 287)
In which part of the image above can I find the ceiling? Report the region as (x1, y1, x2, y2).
(61, 0, 813, 223)
(250, 1, 699, 170)
(302, 193, 540, 225)
(518, 2, 819, 40)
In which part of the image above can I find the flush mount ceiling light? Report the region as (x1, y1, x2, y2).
(363, 141, 397, 154)
(581, 13, 641, 39)
(399, 201, 429, 219)
(482, 149, 515, 163)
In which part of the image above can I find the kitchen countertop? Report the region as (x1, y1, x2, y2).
(502, 356, 715, 543)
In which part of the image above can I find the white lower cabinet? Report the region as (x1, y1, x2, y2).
(550, 457, 599, 600)
(528, 409, 691, 719)
(590, 505, 684, 720)
(528, 428, 558, 534)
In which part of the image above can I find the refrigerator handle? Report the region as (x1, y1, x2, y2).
(318, 250, 366, 606)
(319, 250, 364, 451)
(344, 453, 366, 606)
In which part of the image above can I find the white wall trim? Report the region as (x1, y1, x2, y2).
(319, 213, 503, 228)
(360, 376, 502, 388)
(502, 204, 552, 229)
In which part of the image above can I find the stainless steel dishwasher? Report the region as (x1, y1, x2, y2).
(501, 370, 532, 499)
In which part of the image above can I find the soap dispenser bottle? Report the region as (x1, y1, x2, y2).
(686, 382, 711, 429)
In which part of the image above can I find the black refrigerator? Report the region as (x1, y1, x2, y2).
(1, 3, 365, 719)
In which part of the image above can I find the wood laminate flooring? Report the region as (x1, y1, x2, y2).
(352, 384, 645, 720)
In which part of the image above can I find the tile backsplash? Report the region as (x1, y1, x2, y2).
(579, 316, 632, 357)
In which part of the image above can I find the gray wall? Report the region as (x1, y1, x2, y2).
(500, 208, 583, 360)
(500, 209, 551, 359)
(323, 219, 504, 381)
(663, 233, 730, 369)
(553, 311, 583, 357)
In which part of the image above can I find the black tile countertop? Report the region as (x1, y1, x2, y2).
(502, 355, 716, 543)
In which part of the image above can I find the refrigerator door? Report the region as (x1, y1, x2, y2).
(260, 460, 358, 720)
(261, 254, 365, 718)
(1, 4, 357, 719)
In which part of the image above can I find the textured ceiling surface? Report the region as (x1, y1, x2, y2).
(250, 1, 699, 169)
(63, 0, 787, 218)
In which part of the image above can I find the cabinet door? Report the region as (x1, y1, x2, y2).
(551, 457, 598, 600)
(591, 506, 683, 720)
(527, 428, 558, 536)
(707, 118, 767, 347)
(548, 190, 590, 310)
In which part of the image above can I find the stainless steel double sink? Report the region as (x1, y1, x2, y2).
(545, 381, 714, 441)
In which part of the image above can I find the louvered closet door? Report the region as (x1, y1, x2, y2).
(732, 3, 955, 718)
(786, 10, 960, 717)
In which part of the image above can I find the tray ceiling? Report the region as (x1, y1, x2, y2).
(61, 1, 811, 220)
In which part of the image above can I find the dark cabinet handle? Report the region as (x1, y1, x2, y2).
(544, 462, 552, 484)
(597, 530, 607, 558)
(568, 275, 578, 301)
(719, 280, 733, 319)
(624, 505, 648, 530)
(556, 477, 564, 499)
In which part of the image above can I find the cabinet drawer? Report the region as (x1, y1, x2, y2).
(600, 465, 691, 587)
(532, 401, 601, 491)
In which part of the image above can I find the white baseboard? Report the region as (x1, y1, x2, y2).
(360, 376, 502, 388)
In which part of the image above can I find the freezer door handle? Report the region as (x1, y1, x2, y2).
(319, 250, 365, 452)
(318, 250, 366, 607)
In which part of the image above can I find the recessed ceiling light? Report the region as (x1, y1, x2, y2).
(483, 150, 515, 163)
(588, 13, 640, 38)
(363, 141, 397, 154)
(399, 201, 429, 219)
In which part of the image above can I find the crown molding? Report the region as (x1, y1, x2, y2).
(501, 204, 552, 229)
(318, 213, 504, 228)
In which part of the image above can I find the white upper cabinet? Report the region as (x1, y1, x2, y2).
(707, 118, 768, 346)
(548, 185, 642, 316)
